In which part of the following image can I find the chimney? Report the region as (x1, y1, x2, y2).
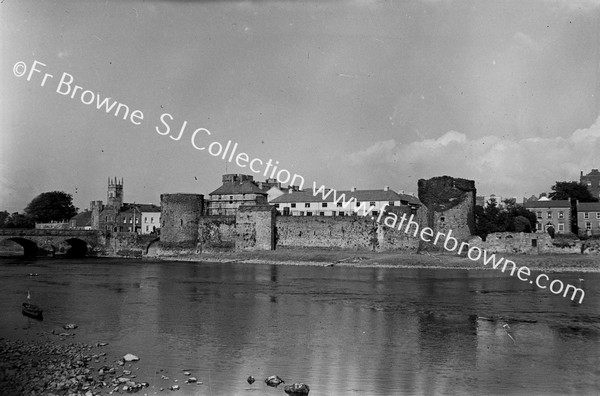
(384, 186, 389, 191)
(351, 187, 356, 192)
(258, 182, 263, 189)
(288, 188, 293, 194)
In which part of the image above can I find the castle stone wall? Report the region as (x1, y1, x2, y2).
(197, 215, 236, 252)
(236, 205, 276, 250)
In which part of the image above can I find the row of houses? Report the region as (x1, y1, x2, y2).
(522, 198, 600, 237)
(205, 174, 421, 217)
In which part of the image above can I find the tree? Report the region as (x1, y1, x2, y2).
(4, 212, 34, 228)
(24, 191, 78, 223)
(549, 181, 598, 202)
(475, 197, 537, 239)
(548, 181, 597, 235)
(0, 210, 9, 227)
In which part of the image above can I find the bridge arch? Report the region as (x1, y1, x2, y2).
(6, 237, 38, 257)
(64, 238, 90, 257)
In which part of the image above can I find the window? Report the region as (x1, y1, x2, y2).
(339, 212, 345, 216)
(356, 201, 360, 206)
(337, 203, 342, 207)
(319, 212, 324, 216)
(146, 225, 149, 231)
(389, 201, 394, 206)
(586, 222, 592, 230)
(305, 203, 310, 208)
(596, 212, 600, 220)
(105, 216, 108, 222)
(129, 217, 132, 223)
(151, 218, 154, 223)
(373, 211, 378, 217)
(274, 204, 280, 208)
(307, 212, 312, 216)
(558, 211, 564, 219)
(299, 211, 304, 216)
(536, 211, 542, 219)
(537, 223, 542, 231)
(531, 239, 537, 247)
(291, 203, 296, 208)
(123, 218, 127, 223)
(144, 217, 148, 223)
(558, 223, 564, 231)
(135, 218, 139, 224)
(322, 203, 328, 207)
(584, 212, 589, 219)
(370, 202, 376, 206)
(230, 196, 233, 200)
(547, 212, 552, 219)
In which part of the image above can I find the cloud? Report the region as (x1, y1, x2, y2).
(345, 116, 600, 197)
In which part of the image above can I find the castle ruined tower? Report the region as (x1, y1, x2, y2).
(107, 177, 124, 209)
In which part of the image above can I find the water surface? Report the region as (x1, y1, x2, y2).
(1, 257, 599, 395)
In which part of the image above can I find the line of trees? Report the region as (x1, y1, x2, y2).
(0, 191, 78, 228)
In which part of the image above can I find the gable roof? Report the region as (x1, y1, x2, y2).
(70, 211, 92, 227)
(271, 189, 421, 205)
(523, 200, 571, 209)
(210, 181, 267, 196)
(577, 202, 600, 211)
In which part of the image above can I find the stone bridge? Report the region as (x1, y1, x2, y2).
(0, 229, 100, 257)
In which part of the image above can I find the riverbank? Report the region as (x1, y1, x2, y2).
(148, 247, 600, 272)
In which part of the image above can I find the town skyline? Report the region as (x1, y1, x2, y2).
(2, 0, 599, 213)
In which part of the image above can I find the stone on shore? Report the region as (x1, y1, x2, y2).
(123, 353, 139, 362)
(284, 383, 310, 395)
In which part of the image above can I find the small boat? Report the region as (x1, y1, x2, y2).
(22, 302, 43, 320)
(22, 290, 43, 320)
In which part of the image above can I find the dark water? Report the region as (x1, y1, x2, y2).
(1, 257, 599, 396)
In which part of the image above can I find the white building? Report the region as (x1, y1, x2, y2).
(270, 187, 421, 217)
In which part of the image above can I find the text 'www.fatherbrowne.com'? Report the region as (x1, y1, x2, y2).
(311, 182, 585, 304)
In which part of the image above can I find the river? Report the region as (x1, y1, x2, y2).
(1, 257, 599, 395)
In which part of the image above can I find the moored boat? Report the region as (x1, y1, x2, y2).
(22, 302, 43, 320)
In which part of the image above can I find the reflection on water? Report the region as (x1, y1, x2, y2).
(1, 257, 599, 395)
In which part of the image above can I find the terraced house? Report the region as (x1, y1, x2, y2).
(270, 187, 421, 217)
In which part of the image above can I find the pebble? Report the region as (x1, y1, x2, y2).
(123, 353, 140, 362)
(0, 338, 151, 396)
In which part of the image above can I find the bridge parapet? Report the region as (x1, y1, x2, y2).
(0, 229, 99, 237)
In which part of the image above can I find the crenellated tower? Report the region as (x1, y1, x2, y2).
(107, 177, 124, 209)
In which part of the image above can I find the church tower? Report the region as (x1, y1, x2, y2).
(107, 177, 124, 209)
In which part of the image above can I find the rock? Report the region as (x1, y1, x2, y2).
(186, 377, 197, 383)
(97, 342, 109, 347)
(183, 371, 191, 376)
(123, 369, 132, 375)
(123, 353, 139, 362)
(284, 383, 310, 395)
(265, 375, 285, 387)
(169, 384, 180, 390)
(63, 324, 78, 330)
(247, 375, 255, 384)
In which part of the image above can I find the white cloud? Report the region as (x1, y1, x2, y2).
(345, 116, 600, 197)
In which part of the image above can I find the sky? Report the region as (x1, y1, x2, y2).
(1, 0, 599, 213)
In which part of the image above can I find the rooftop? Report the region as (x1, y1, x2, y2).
(577, 202, 600, 211)
(271, 188, 421, 205)
(523, 200, 571, 208)
(210, 180, 268, 196)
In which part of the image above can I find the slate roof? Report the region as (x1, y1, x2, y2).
(119, 203, 161, 213)
(70, 211, 92, 227)
(210, 181, 267, 196)
(577, 202, 600, 211)
(523, 200, 571, 208)
(271, 189, 421, 205)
